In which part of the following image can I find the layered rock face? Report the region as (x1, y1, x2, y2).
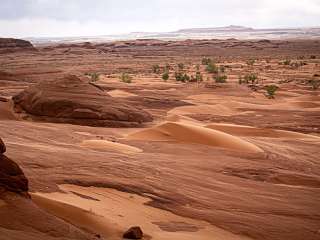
(13, 75, 153, 127)
(0, 38, 36, 54)
(0, 137, 28, 193)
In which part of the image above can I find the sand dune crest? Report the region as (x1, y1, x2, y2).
(205, 123, 320, 139)
(127, 122, 263, 153)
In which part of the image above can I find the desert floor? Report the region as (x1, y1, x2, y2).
(0, 39, 320, 240)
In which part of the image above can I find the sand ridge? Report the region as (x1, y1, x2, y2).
(205, 123, 320, 139)
(127, 122, 263, 153)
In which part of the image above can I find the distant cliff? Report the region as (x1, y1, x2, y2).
(0, 38, 36, 54)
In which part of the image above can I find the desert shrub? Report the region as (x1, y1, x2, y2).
(175, 72, 190, 82)
(178, 63, 184, 71)
(308, 79, 320, 90)
(195, 64, 200, 71)
(152, 64, 161, 74)
(190, 71, 203, 82)
(162, 71, 169, 81)
(85, 72, 100, 82)
(214, 74, 227, 83)
(206, 63, 218, 74)
(120, 73, 132, 83)
(244, 73, 258, 84)
(201, 57, 212, 65)
(283, 59, 291, 65)
(310, 55, 317, 59)
(246, 59, 255, 66)
(265, 85, 278, 98)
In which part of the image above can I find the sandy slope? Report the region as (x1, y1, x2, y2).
(32, 184, 252, 240)
(80, 139, 142, 154)
(127, 122, 263, 153)
(205, 123, 320, 139)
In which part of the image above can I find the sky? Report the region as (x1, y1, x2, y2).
(0, 0, 320, 38)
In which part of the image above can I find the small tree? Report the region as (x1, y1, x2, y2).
(214, 74, 227, 83)
(206, 63, 218, 74)
(162, 71, 169, 81)
(120, 73, 132, 83)
(265, 85, 278, 99)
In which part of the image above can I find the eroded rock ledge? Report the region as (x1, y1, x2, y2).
(13, 75, 153, 127)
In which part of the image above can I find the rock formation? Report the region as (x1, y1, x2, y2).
(0, 38, 36, 54)
(123, 226, 143, 239)
(13, 75, 153, 127)
(0, 137, 28, 194)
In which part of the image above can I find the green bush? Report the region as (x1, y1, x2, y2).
(175, 72, 190, 82)
(219, 65, 226, 73)
(162, 71, 169, 81)
(120, 73, 132, 83)
(85, 72, 100, 82)
(201, 57, 212, 65)
(283, 59, 291, 65)
(308, 79, 320, 90)
(214, 75, 227, 83)
(265, 85, 278, 98)
(244, 73, 258, 84)
(206, 63, 218, 74)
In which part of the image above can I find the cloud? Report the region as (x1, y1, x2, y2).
(0, 0, 319, 37)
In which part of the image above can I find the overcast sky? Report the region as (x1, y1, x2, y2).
(1, 0, 320, 38)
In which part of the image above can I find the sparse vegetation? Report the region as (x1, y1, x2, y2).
(243, 73, 258, 84)
(201, 57, 212, 65)
(265, 85, 278, 99)
(152, 64, 161, 74)
(283, 59, 291, 65)
(120, 73, 132, 83)
(206, 62, 218, 74)
(219, 65, 226, 73)
(190, 71, 203, 82)
(162, 71, 169, 81)
(310, 55, 317, 59)
(85, 72, 100, 82)
(308, 79, 320, 90)
(246, 59, 255, 66)
(214, 74, 227, 83)
(178, 63, 184, 71)
(175, 72, 190, 82)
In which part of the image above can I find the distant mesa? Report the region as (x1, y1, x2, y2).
(12, 75, 153, 127)
(0, 38, 36, 54)
(175, 25, 254, 33)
